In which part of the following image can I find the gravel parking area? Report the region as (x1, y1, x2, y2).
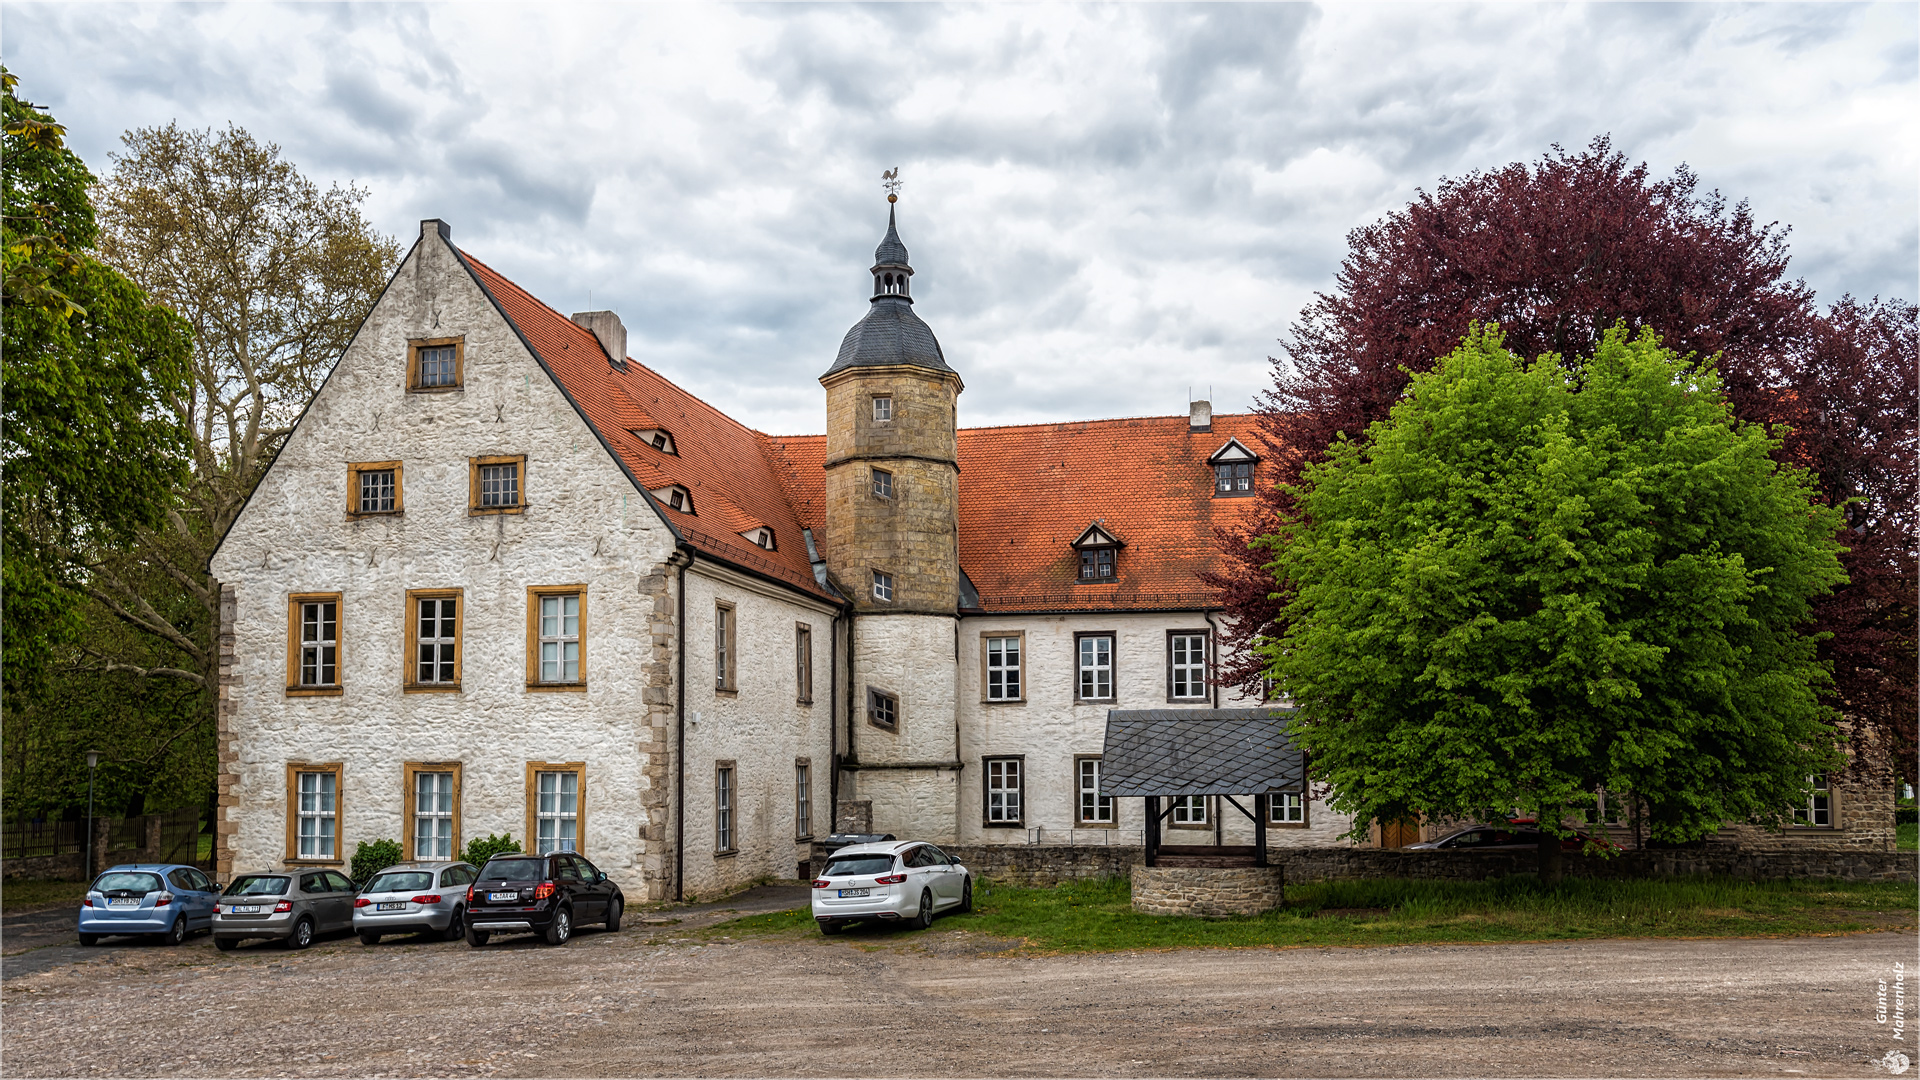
(2, 898, 1910, 1077)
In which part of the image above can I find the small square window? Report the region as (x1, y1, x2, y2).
(868, 688, 898, 730)
(872, 468, 893, 499)
(347, 462, 402, 516)
(481, 463, 518, 507)
(1079, 547, 1116, 581)
(408, 337, 464, 391)
(1268, 792, 1305, 825)
(470, 455, 527, 515)
(872, 396, 892, 422)
(872, 570, 894, 603)
(1171, 794, 1209, 826)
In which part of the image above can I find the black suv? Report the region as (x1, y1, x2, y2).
(464, 852, 623, 946)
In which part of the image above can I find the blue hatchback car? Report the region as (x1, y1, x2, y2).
(78, 863, 219, 946)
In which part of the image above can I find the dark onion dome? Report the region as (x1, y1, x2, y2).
(823, 205, 955, 377)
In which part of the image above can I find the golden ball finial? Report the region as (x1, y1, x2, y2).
(887, 193, 898, 203)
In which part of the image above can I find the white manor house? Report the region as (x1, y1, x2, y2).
(209, 209, 1885, 899)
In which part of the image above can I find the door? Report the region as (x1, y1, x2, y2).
(168, 867, 215, 930)
(558, 856, 600, 922)
(1379, 818, 1422, 849)
(924, 846, 961, 907)
(322, 871, 357, 930)
(573, 856, 610, 922)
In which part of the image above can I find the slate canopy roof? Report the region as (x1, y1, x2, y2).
(1099, 709, 1305, 797)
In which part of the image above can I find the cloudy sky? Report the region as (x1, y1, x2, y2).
(6, 3, 1916, 434)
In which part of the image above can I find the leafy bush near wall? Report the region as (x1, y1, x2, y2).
(463, 833, 521, 868)
(349, 839, 402, 884)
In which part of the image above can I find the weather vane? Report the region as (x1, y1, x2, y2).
(882, 167, 902, 203)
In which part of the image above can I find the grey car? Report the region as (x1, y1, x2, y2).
(353, 862, 476, 944)
(212, 869, 357, 951)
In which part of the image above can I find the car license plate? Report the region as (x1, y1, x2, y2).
(108, 898, 139, 908)
(376, 901, 406, 911)
(231, 904, 260, 914)
(838, 888, 870, 898)
(488, 891, 517, 902)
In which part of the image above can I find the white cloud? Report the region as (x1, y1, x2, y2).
(5, 1, 1913, 434)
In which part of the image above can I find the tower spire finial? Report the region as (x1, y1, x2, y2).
(881, 166, 901, 203)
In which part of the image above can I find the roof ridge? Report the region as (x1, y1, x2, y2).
(762, 410, 1260, 442)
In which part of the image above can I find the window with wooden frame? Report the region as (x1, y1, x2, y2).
(404, 588, 462, 692)
(1076, 756, 1114, 825)
(284, 763, 343, 863)
(346, 461, 402, 517)
(714, 762, 736, 855)
(525, 587, 586, 690)
(714, 602, 737, 693)
(1792, 774, 1833, 828)
(403, 762, 462, 861)
(795, 624, 813, 705)
(286, 593, 343, 695)
(1170, 794, 1210, 828)
(1167, 630, 1209, 701)
(408, 336, 464, 391)
(525, 762, 585, 855)
(1075, 632, 1115, 702)
(983, 756, 1023, 827)
(468, 455, 526, 515)
(867, 687, 899, 731)
(982, 632, 1024, 703)
(1070, 523, 1122, 583)
(1268, 791, 1307, 827)
(795, 759, 812, 840)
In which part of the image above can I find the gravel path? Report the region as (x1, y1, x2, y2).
(2, 908, 1911, 1077)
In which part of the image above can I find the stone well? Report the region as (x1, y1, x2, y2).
(1131, 863, 1285, 917)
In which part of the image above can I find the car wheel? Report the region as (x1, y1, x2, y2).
(818, 919, 841, 936)
(910, 889, 933, 930)
(545, 906, 572, 946)
(77, 933, 99, 947)
(465, 928, 490, 948)
(214, 937, 238, 952)
(443, 906, 465, 942)
(605, 897, 622, 932)
(285, 917, 314, 950)
(358, 931, 381, 946)
(959, 877, 973, 914)
(163, 916, 186, 946)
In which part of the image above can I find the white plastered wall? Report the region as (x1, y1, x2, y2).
(954, 612, 1357, 847)
(209, 222, 676, 894)
(845, 614, 961, 842)
(677, 561, 839, 899)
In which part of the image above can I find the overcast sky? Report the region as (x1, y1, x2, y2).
(6, 3, 1916, 434)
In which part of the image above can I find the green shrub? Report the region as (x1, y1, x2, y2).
(349, 839, 403, 885)
(463, 832, 522, 868)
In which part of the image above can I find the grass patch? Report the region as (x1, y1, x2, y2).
(1898, 822, 1917, 852)
(703, 875, 1917, 953)
(2, 879, 89, 912)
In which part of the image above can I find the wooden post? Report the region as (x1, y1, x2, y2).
(1254, 794, 1268, 867)
(1145, 796, 1160, 867)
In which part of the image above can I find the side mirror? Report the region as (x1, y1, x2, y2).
(596, 871, 608, 883)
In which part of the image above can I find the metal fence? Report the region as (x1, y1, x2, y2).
(1, 807, 208, 868)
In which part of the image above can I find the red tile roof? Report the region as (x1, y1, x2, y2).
(765, 415, 1269, 613)
(461, 249, 1266, 613)
(461, 252, 835, 601)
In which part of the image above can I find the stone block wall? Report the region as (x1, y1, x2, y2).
(1132, 864, 1285, 916)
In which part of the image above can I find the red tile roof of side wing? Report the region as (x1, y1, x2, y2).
(459, 252, 836, 602)
(763, 415, 1272, 612)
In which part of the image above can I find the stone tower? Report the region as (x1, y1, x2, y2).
(821, 200, 964, 841)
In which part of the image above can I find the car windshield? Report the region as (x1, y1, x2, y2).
(93, 872, 162, 894)
(224, 875, 290, 896)
(481, 858, 546, 881)
(825, 855, 895, 878)
(365, 871, 434, 894)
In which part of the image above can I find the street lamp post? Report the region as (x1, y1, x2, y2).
(84, 751, 100, 882)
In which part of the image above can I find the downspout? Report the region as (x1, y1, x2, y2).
(1205, 606, 1223, 846)
(672, 547, 692, 901)
(829, 611, 840, 834)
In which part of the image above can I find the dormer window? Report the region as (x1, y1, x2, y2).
(1206, 438, 1260, 498)
(650, 485, 694, 514)
(742, 528, 776, 551)
(631, 429, 676, 455)
(1070, 522, 1123, 583)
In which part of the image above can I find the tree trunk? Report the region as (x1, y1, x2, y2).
(1537, 811, 1565, 885)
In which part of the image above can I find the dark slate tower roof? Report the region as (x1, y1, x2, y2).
(824, 204, 955, 378)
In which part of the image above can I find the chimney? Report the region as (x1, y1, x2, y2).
(1189, 399, 1212, 433)
(570, 310, 627, 370)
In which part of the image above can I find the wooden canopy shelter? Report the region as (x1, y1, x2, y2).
(1100, 709, 1305, 868)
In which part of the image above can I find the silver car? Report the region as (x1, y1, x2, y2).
(810, 841, 972, 934)
(213, 868, 358, 950)
(353, 862, 476, 944)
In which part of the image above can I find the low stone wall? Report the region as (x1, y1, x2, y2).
(1, 852, 85, 881)
(1132, 864, 1285, 916)
(810, 842, 1915, 887)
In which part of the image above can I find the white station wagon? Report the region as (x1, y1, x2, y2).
(810, 840, 972, 934)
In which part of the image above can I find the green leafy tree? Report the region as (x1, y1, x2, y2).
(1257, 327, 1847, 880)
